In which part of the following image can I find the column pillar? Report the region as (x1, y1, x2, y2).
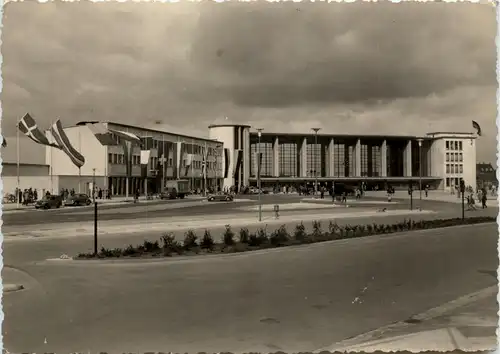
(300, 137, 307, 177)
(273, 136, 280, 177)
(355, 139, 361, 177)
(328, 138, 335, 177)
(381, 140, 388, 177)
(242, 128, 250, 186)
(404, 140, 412, 177)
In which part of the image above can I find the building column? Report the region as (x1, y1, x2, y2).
(355, 139, 361, 177)
(404, 140, 412, 177)
(242, 128, 250, 187)
(381, 140, 388, 177)
(272, 136, 280, 177)
(328, 138, 335, 177)
(300, 137, 307, 177)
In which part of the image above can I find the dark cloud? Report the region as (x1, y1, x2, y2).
(190, 2, 494, 107)
(0, 1, 496, 163)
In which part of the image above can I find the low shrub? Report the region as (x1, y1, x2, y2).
(161, 232, 183, 255)
(270, 225, 290, 246)
(223, 225, 235, 246)
(294, 222, 307, 241)
(183, 230, 198, 250)
(201, 229, 215, 251)
(75, 216, 495, 260)
(239, 227, 250, 244)
(256, 226, 269, 244)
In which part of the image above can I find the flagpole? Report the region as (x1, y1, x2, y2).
(16, 119, 20, 208)
(204, 141, 207, 197)
(162, 134, 166, 193)
(50, 123, 54, 194)
(191, 138, 194, 191)
(78, 128, 81, 193)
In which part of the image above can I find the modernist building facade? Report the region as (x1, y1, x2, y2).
(46, 122, 224, 195)
(209, 124, 477, 191)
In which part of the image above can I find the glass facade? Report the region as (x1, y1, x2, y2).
(279, 143, 297, 177)
(249, 135, 431, 179)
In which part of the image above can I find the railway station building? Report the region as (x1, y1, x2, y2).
(208, 124, 478, 192)
(4, 121, 478, 197)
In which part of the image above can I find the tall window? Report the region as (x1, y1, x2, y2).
(371, 144, 381, 177)
(279, 143, 297, 177)
(250, 142, 273, 177)
(360, 143, 369, 177)
(306, 143, 321, 177)
(333, 142, 346, 177)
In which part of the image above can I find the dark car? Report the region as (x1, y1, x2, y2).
(64, 193, 92, 206)
(35, 195, 63, 209)
(207, 194, 234, 202)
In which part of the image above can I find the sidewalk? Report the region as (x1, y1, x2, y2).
(365, 190, 499, 207)
(3, 209, 435, 239)
(2, 195, 205, 211)
(319, 286, 498, 352)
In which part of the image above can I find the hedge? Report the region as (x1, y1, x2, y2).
(75, 216, 496, 260)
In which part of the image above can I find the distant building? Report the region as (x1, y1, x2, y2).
(476, 162, 497, 188)
(209, 125, 478, 191)
(4, 122, 479, 196)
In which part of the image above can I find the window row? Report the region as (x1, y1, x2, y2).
(446, 164, 463, 174)
(446, 152, 463, 162)
(108, 153, 219, 170)
(445, 140, 463, 151)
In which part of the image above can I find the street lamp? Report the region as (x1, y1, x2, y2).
(418, 139, 423, 204)
(256, 128, 263, 222)
(92, 168, 96, 203)
(311, 128, 321, 195)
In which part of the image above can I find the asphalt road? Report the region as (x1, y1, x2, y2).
(3, 223, 497, 353)
(3, 194, 459, 226)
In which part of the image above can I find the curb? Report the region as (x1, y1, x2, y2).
(3, 284, 24, 293)
(315, 284, 498, 352)
(43, 222, 497, 266)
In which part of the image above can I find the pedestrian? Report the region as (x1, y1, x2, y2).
(425, 185, 429, 197)
(98, 188, 103, 199)
(481, 190, 488, 209)
(341, 192, 347, 204)
(320, 187, 325, 199)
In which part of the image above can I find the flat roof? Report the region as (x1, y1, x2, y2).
(75, 121, 222, 144)
(251, 132, 428, 140)
(208, 124, 252, 129)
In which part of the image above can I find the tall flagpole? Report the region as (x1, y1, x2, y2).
(78, 128, 81, 193)
(16, 119, 20, 208)
(204, 141, 207, 196)
(162, 134, 166, 193)
(49, 124, 54, 194)
(190, 138, 194, 191)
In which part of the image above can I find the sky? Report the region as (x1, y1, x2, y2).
(1, 1, 496, 164)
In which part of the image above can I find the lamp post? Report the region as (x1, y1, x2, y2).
(92, 168, 96, 203)
(257, 128, 263, 222)
(311, 128, 321, 195)
(418, 139, 423, 204)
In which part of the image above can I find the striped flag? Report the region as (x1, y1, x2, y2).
(85, 122, 117, 146)
(140, 150, 151, 178)
(18, 113, 60, 148)
(201, 147, 208, 178)
(51, 119, 85, 168)
(184, 153, 193, 177)
(472, 120, 482, 136)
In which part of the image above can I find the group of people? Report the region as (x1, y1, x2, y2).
(14, 187, 39, 205)
(466, 187, 489, 210)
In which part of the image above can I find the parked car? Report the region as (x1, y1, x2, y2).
(35, 195, 63, 209)
(64, 193, 92, 206)
(207, 194, 234, 202)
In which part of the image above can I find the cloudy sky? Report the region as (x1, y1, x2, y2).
(1, 1, 496, 163)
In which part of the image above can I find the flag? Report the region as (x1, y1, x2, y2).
(184, 153, 193, 177)
(1, 136, 6, 148)
(233, 150, 243, 177)
(122, 140, 134, 178)
(223, 148, 230, 179)
(18, 113, 60, 148)
(85, 122, 117, 146)
(140, 150, 151, 178)
(472, 120, 482, 136)
(201, 148, 208, 178)
(111, 129, 142, 145)
(51, 119, 85, 168)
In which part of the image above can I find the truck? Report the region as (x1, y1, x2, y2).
(162, 179, 190, 199)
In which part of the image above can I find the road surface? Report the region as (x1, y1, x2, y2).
(3, 222, 497, 353)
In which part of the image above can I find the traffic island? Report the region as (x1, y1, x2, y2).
(74, 216, 495, 260)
